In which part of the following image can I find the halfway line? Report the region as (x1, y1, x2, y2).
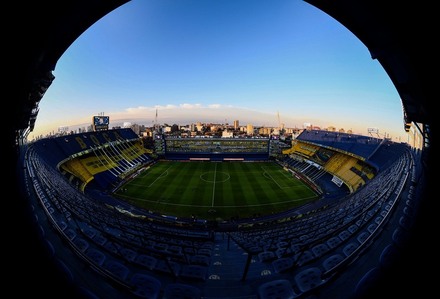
(211, 163, 217, 207)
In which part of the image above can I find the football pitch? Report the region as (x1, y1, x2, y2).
(114, 161, 319, 221)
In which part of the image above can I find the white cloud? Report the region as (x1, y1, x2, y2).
(105, 104, 312, 128)
(179, 103, 202, 109)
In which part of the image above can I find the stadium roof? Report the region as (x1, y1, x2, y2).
(305, 0, 433, 129)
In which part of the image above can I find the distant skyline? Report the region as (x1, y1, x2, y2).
(29, 0, 407, 142)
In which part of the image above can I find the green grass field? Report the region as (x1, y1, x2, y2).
(114, 161, 318, 221)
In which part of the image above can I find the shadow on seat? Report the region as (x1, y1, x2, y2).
(163, 283, 202, 299)
(258, 278, 298, 299)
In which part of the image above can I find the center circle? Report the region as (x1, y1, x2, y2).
(200, 171, 230, 183)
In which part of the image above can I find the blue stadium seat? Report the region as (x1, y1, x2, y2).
(258, 251, 276, 263)
(120, 247, 137, 262)
(190, 255, 211, 266)
(379, 243, 401, 270)
(85, 248, 106, 267)
(338, 230, 351, 241)
(343, 242, 359, 257)
(311, 243, 330, 258)
(295, 250, 314, 266)
(354, 267, 382, 298)
(153, 259, 180, 277)
(326, 236, 342, 249)
(272, 257, 295, 273)
(322, 254, 344, 272)
(103, 260, 130, 282)
(163, 283, 202, 299)
(134, 254, 157, 270)
(294, 267, 325, 293)
(43, 239, 55, 258)
(392, 227, 410, 249)
(54, 258, 75, 285)
(129, 273, 161, 299)
(73, 237, 89, 252)
(399, 215, 414, 231)
(179, 264, 209, 281)
(258, 279, 298, 299)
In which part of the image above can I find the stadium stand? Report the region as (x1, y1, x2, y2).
(8, 1, 435, 299)
(162, 137, 271, 161)
(19, 122, 421, 299)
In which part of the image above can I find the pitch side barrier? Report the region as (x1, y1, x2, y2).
(165, 153, 269, 161)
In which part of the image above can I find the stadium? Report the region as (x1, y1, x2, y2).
(21, 125, 419, 298)
(9, 1, 434, 299)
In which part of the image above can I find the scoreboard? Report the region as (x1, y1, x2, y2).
(92, 115, 109, 131)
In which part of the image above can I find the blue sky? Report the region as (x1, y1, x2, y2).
(30, 0, 407, 142)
